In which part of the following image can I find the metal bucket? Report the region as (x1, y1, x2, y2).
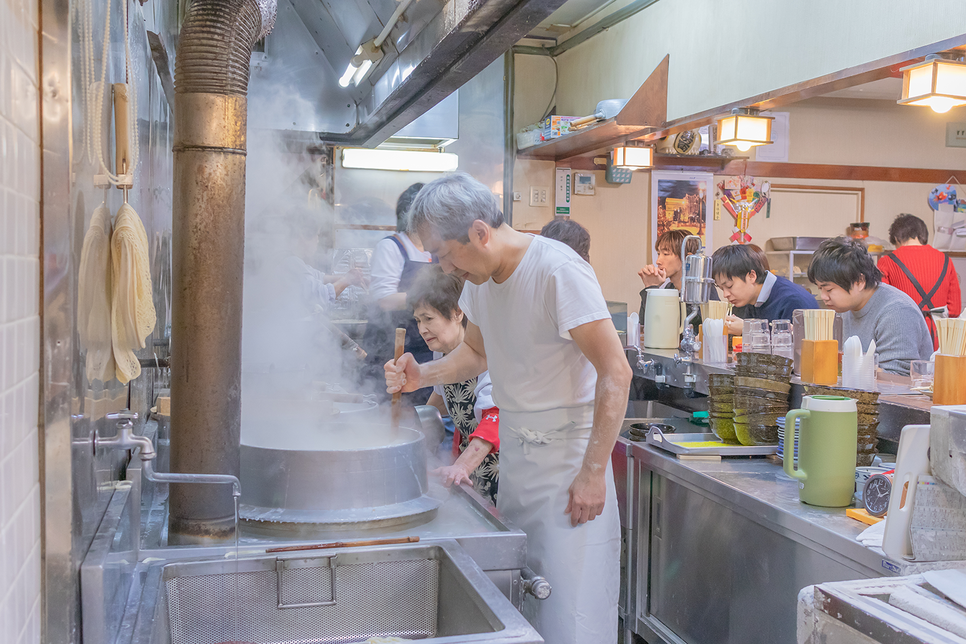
(240, 421, 440, 532)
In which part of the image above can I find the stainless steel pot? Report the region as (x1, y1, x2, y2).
(240, 422, 440, 532)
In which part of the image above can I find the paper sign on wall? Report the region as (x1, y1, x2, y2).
(555, 168, 571, 216)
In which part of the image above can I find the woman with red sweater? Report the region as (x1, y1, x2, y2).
(878, 213, 961, 349)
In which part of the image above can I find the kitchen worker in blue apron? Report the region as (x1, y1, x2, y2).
(384, 173, 632, 644)
(362, 183, 435, 402)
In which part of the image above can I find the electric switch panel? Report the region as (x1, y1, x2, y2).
(529, 186, 549, 207)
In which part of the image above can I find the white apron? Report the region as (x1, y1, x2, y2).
(498, 405, 620, 644)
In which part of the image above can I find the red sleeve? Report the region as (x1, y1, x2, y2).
(469, 407, 500, 452)
(947, 263, 962, 318)
(877, 255, 896, 286)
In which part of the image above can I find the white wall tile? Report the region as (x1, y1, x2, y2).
(0, 0, 40, 637)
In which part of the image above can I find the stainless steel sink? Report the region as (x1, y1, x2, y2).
(129, 540, 542, 644)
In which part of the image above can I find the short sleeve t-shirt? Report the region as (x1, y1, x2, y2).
(458, 235, 610, 413)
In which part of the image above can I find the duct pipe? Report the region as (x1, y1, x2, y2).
(169, 0, 275, 544)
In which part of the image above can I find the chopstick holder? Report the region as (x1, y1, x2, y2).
(802, 339, 838, 385)
(934, 354, 966, 405)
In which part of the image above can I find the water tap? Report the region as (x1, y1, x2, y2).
(98, 410, 240, 498)
(636, 346, 654, 374)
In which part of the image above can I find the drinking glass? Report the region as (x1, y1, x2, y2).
(743, 319, 770, 354)
(771, 319, 793, 360)
(910, 360, 934, 390)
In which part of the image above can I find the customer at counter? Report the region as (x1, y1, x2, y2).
(712, 243, 818, 334)
(878, 213, 961, 349)
(385, 173, 630, 644)
(540, 217, 591, 262)
(808, 236, 933, 375)
(408, 266, 500, 505)
(637, 229, 719, 332)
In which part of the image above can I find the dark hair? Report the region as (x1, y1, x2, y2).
(807, 236, 882, 291)
(395, 183, 425, 232)
(407, 265, 467, 326)
(655, 229, 699, 259)
(540, 218, 591, 262)
(746, 243, 771, 272)
(888, 213, 929, 246)
(711, 244, 769, 284)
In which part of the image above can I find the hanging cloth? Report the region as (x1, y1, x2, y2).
(111, 202, 156, 384)
(884, 251, 949, 347)
(78, 202, 116, 382)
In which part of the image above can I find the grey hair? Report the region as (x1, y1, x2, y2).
(407, 172, 505, 242)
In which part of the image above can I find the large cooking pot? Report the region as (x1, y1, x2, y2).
(240, 414, 440, 532)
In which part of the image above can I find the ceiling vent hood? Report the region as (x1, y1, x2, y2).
(255, 0, 566, 147)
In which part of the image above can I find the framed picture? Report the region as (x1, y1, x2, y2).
(650, 171, 713, 253)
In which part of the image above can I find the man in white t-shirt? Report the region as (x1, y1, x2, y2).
(384, 173, 632, 644)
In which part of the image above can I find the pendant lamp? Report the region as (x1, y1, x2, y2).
(714, 108, 774, 152)
(898, 53, 966, 114)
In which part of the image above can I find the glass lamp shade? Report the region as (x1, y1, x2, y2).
(714, 112, 774, 151)
(612, 145, 653, 168)
(898, 58, 966, 113)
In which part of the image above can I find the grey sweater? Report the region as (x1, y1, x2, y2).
(843, 283, 933, 376)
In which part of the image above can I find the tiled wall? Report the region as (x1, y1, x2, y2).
(0, 0, 42, 638)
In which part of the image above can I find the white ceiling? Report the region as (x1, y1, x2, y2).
(822, 77, 903, 100)
(526, 0, 635, 41)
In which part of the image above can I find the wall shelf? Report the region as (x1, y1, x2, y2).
(515, 55, 668, 162)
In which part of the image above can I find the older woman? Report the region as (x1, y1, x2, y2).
(408, 266, 499, 504)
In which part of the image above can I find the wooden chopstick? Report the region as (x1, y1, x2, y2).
(266, 536, 420, 554)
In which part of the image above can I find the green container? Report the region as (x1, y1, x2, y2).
(783, 395, 858, 507)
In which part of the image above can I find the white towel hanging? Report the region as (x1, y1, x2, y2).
(111, 202, 156, 384)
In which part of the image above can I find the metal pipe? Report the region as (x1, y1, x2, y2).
(373, 0, 415, 49)
(143, 459, 241, 499)
(169, 0, 275, 544)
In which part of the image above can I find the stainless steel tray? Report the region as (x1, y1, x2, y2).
(645, 426, 778, 457)
(770, 236, 827, 251)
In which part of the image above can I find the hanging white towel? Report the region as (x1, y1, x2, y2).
(111, 202, 156, 384)
(78, 202, 116, 383)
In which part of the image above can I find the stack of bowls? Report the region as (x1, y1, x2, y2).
(708, 373, 737, 443)
(733, 353, 793, 446)
(803, 385, 880, 466)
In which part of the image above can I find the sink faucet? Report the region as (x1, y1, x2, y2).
(674, 305, 701, 392)
(636, 346, 654, 374)
(99, 411, 241, 498)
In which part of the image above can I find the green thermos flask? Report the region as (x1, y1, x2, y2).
(783, 395, 858, 507)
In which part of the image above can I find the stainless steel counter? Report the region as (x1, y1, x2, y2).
(613, 426, 956, 644)
(627, 346, 933, 446)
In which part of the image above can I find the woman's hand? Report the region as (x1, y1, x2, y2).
(432, 462, 473, 488)
(637, 264, 667, 287)
(724, 313, 744, 336)
(432, 437, 493, 488)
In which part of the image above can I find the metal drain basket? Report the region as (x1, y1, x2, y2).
(156, 541, 542, 644)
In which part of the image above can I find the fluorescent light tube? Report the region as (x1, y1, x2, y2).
(341, 149, 459, 172)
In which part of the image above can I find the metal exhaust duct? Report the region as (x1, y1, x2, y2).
(170, 0, 276, 544)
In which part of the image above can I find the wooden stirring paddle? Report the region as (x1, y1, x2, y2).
(391, 327, 406, 427)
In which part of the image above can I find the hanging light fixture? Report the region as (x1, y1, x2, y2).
(714, 108, 774, 152)
(898, 53, 966, 114)
(612, 144, 653, 169)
